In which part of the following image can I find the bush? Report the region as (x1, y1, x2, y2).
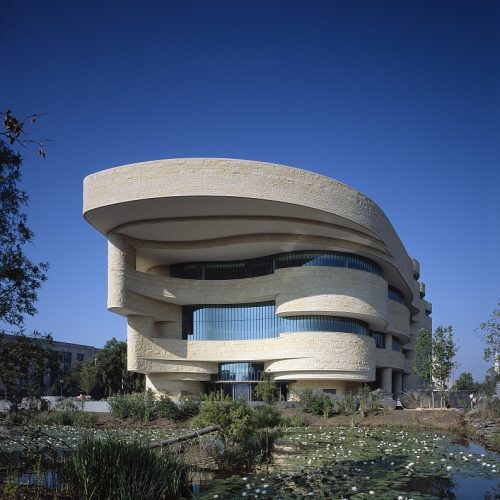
(282, 412, 307, 427)
(193, 394, 283, 471)
(109, 391, 200, 422)
(35, 411, 97, 427)
(155, 394, 180, 420)
(254, 404, 282, 428)
(108, 391, 156, 421)
(303, 393, 336, 418)
(178, 398, 200, 421)
(485, 397, 500, 419)
(63, 437, 186, 500)
(4, 411, 28, 426)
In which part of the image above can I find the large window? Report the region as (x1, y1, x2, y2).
(216, 363, 264, 382)
(182, 301, 369, 340)
(171, 250, 382, 280)
(369, 331, 385, 349)
(392, 337, 402, 352)
(388, 286, 405, 304)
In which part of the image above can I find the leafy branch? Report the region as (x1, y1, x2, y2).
(1, 109, 50, 157)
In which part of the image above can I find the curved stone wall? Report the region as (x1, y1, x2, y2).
(83, 158, 432, 399)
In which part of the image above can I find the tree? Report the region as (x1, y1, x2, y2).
(476, 302, 500, 369)
(433, 325, 458, 407)
(452, 372, 477, 392)
(77, 338, 144, 399)
(0, 142, 48, 327)
(413, 328, 433, 406)
(413, 326, 458, 408)
(254, 372, 278, 404)
(0, 332, 57, 399)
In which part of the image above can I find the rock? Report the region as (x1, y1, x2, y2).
(41, 396, 64, 410)
(0, 400, 13, 415)
(381, 396, 396, 410)
(20, 397, 48, 411)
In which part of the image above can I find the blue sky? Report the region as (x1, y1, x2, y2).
(1, 1, 498, 380)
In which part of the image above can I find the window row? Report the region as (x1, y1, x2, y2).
(182, 301, 369, 341)
(171, 250, 383, 280)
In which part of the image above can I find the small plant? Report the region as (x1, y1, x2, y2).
(254, 372, 279, 403)
(62, 437, 187, 499)
(282, 412, 307, 427)
(344, 391, 357, 415)
(155, 394, 180, 420)
(485, 397, 500, 419)
(4, 411, 28, 426)
(178, 397, 200, 420)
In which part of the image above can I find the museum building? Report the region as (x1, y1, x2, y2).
(83, 158, 432, 400)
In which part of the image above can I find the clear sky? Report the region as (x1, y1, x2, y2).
(1, 1, 498, 381)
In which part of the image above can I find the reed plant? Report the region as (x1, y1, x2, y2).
(62, 437, 187, 499)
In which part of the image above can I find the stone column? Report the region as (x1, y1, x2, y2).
(393, 371, 403, 399)
(108, 233, 136, 312)
(384, 333, 392, 351)
(381, 367, 392, 396)
(127, 315, 154, 372)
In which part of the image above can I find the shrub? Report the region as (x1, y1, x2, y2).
(108, 391, 156, 421)
(254, 404, 282, 428)
(62, 437, 186, 500)
(193, 394, 283, 471)
(485, 397, 500, 419)
(4, 411, 28, 426)
(108, 391, 199, 422)
(303, 393, 336, 418)
(282, 412, 307, 427)
(178, 398, 200, 421)
(254, 373, 279, 403)
(344, 392, 357, 415)
(35, 411, 97, 427)
(155, 394, 180, 420)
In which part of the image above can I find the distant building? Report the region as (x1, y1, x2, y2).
(0, 333, 99, 395)
(44, 338, 100, 391)
(84, 158, 432, 400)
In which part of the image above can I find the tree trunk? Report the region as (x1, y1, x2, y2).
(150, 425, 219, 448)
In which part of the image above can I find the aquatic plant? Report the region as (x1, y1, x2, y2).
(62, 437, 187, 499)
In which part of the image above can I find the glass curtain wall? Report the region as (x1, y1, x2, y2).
(182, 301, 369, 340)
(369, 331, 385, 349)
(388, 286, 405, 304)
(171, 250, 382, 280)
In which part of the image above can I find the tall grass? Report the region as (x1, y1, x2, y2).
(62, 437, 187, 499)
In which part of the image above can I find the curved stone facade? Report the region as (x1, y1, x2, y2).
(84, 158, 432, 399)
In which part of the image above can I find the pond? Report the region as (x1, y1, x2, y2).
(195, 427, 500, 499)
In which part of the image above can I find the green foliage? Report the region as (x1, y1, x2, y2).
(453, 372, 479, 392)
(344, 392, 357, 415)
(282, 412, 307, 427)
(193, 394, 284, 470)
(254, 404, 282, 428)
(0, 141, 48, 328)
(303, 393, 336, 418)
(485, 398, 500, 419)
(177, 397, 200, 420)
(4, 411, 28, 426)
(155, 394, 180, 420)
(108, 390, 199, 422)
(62, 437, 187, 500)
(433, 325, 458, 406)
(77, 338, 144, 399)
(36, 410, 97, 427)
(108, 391, 156, 421)
(0, 331, 56, 400)
(254, 372, 279, 404)
(413, 326, 458, 408)
(413, 328, 433, 389)
(476, 302, 500, 365)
